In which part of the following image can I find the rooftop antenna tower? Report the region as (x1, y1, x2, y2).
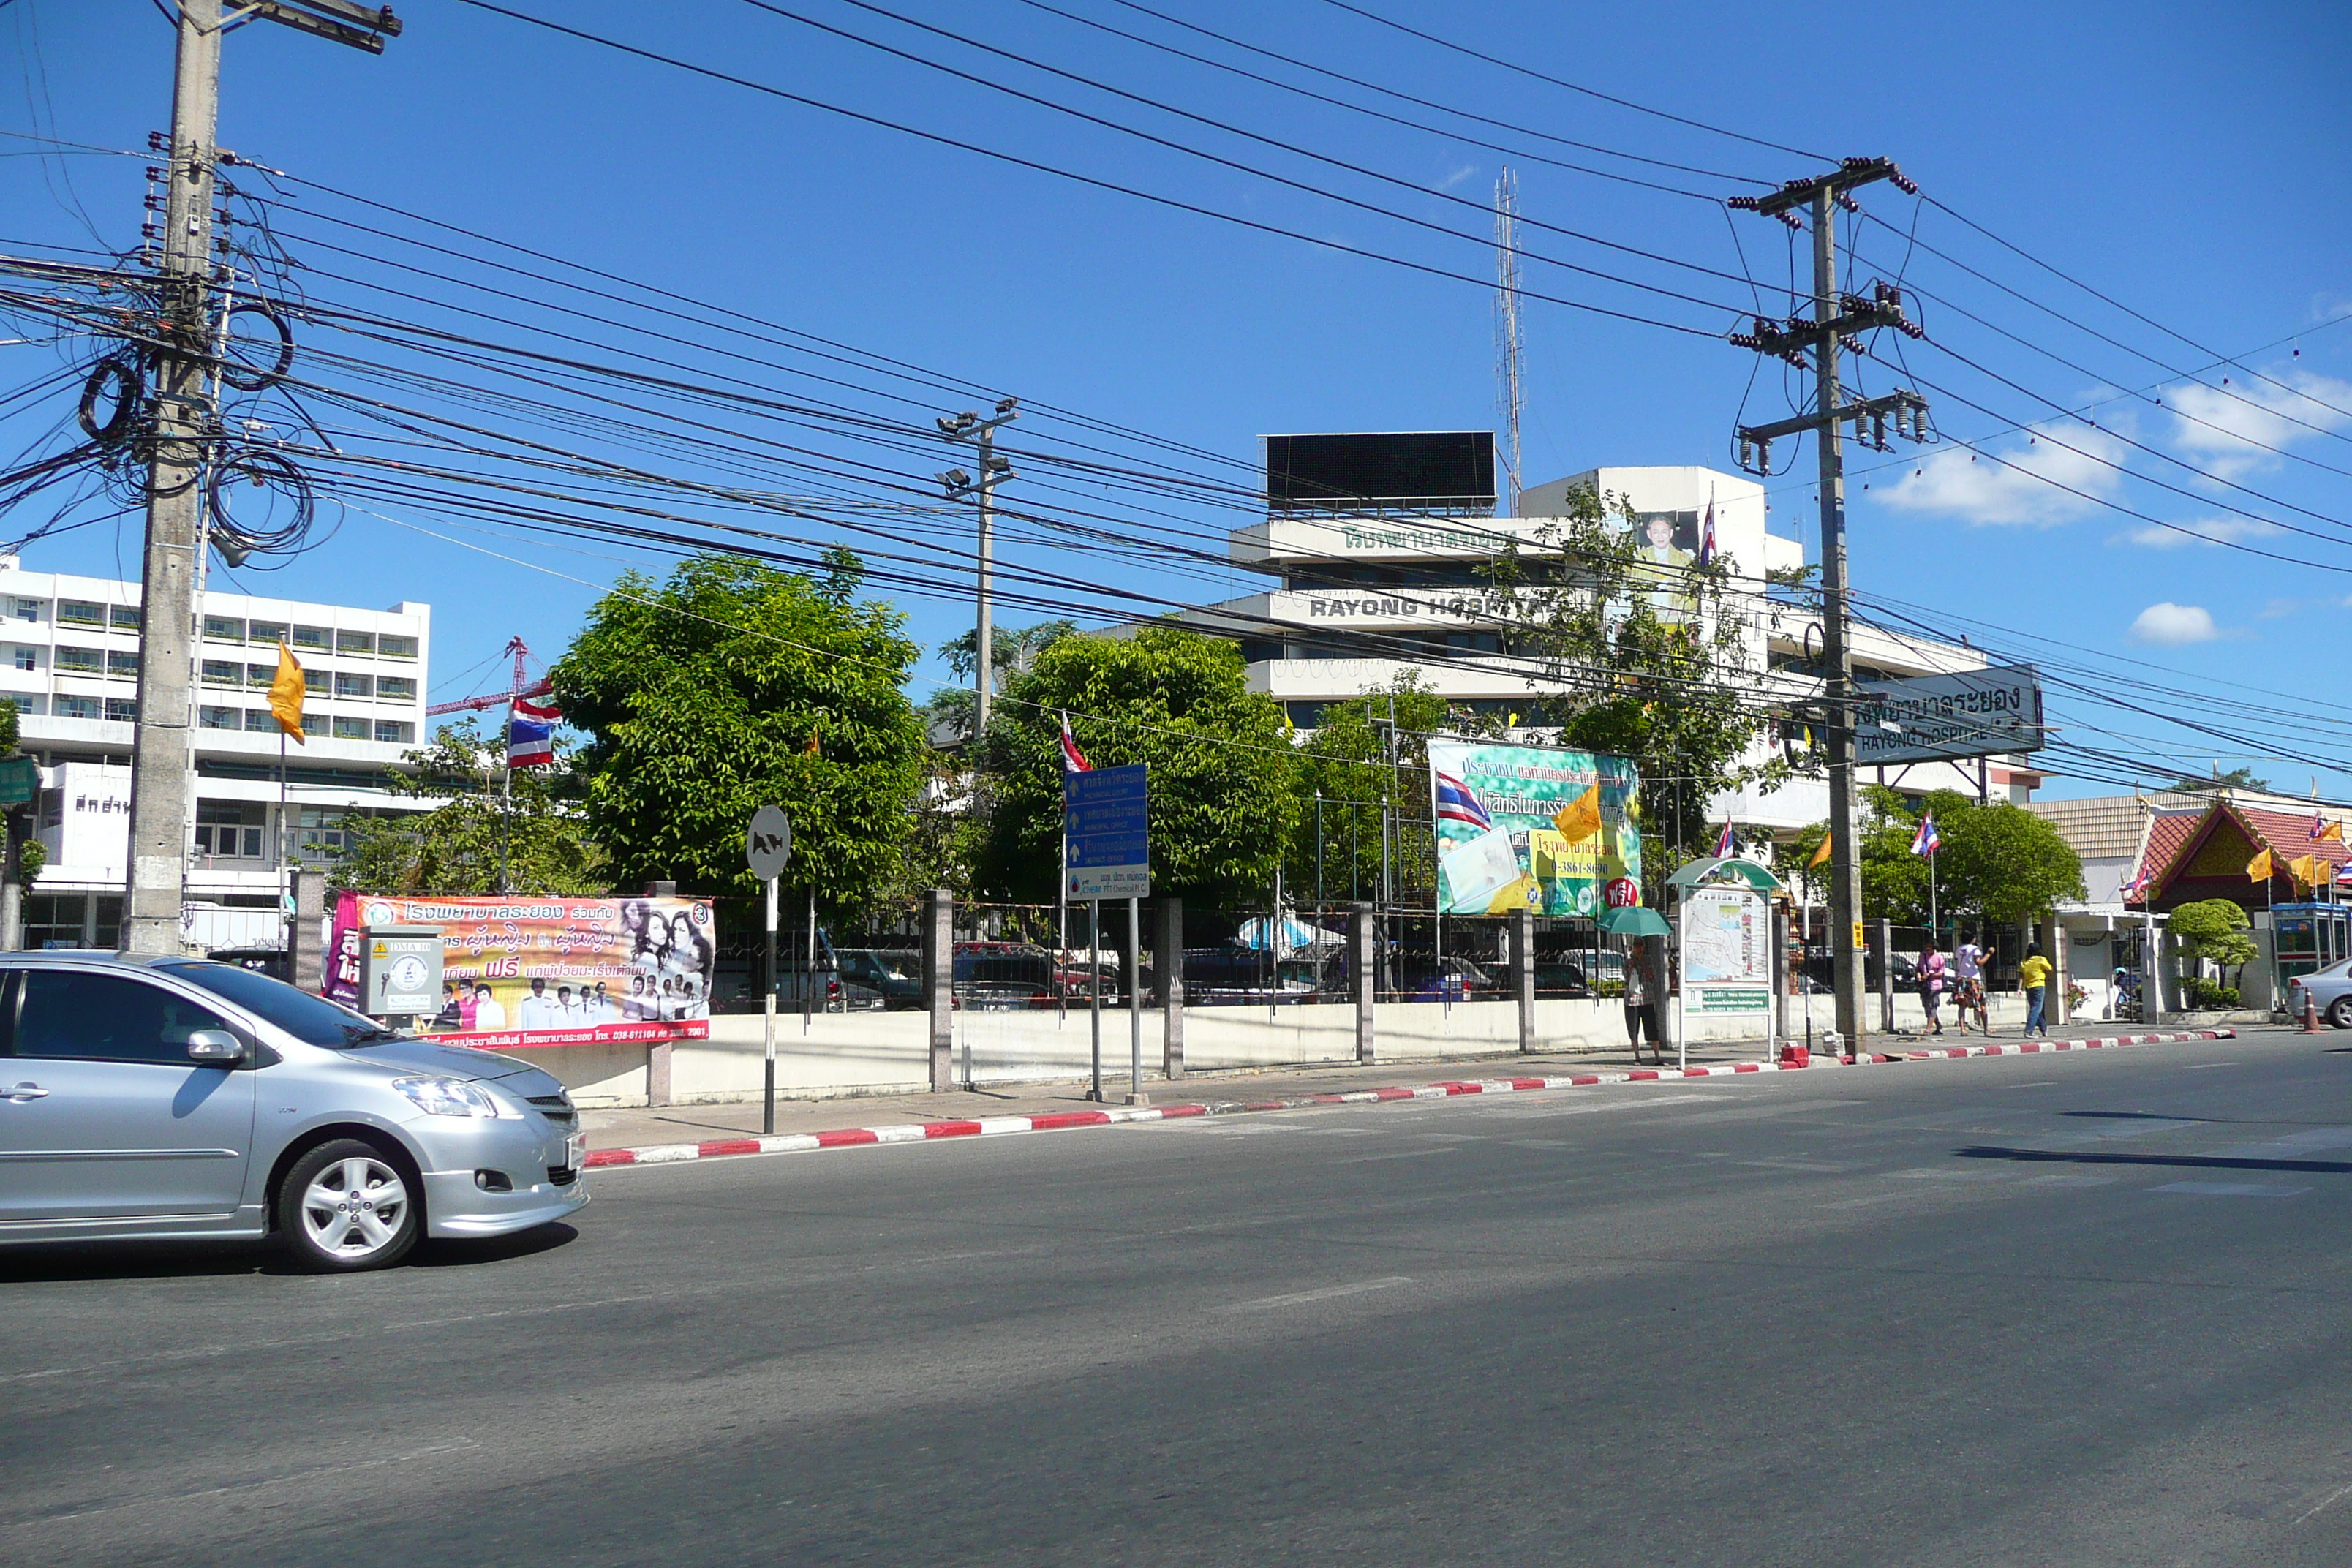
(1493, 167, 1524, 516)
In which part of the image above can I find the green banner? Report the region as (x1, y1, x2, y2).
(1428, 740, 1640, 917)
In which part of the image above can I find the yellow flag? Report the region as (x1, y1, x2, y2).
(2318, 820, 2346, 845)
(1551, 784, 1603, 844)
(267, 641, 306, 744)
(2247, 848, 2273, 883)
(2289, 853, 2322, 887)
(1809, 832, 1833, 869)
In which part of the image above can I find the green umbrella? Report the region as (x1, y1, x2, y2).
(1598, 905, 1673, 938)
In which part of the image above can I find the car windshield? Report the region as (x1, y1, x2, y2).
(155, 961, 410, 1049)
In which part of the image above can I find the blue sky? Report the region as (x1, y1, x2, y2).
(4, 0, 2349, 798)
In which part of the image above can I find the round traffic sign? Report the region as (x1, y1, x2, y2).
(1603, 877, 1641, 910)
(746, 805, 791, 881)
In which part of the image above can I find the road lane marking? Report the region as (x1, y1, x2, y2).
(2296, 1481, 2352, 1524)
(1216, 1276, 1414, 1313)
(2155, 1180, 2310, 1198)
(2183, 1062, 2239, 1069)
(1346, 1147, 1460, 1163)
(10, 1439, 478, 1527)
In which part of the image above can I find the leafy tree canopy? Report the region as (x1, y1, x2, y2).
(0, 698, 40, 887)
(2171, 897, 2258, 977)
(550, 554, 928, 904)
(1854, 787, 2086, 930)
(925, 619, 1078, 742)
(1286, 674, 1501, 906)
(2170, 766, 2271, 794)
(975, 625, 1297, 906)
(334, 718, 606, 896)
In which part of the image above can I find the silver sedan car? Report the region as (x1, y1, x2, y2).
(2288, 958, 2352, 1030)
(0, 951, 588, 1270)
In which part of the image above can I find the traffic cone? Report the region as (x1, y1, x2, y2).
(2303, 988, 2322, 1034)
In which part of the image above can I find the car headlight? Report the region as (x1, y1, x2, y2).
(393, 1075, 505, 1118)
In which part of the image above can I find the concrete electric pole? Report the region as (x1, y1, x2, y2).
(121, 0, 398, 954)
(937, 399, 1019, 741)
(1729, 157, 1931, 1052)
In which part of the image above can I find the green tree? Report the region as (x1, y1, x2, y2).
(1493, 483, 1779, 890)
(2169, 765, 2270, 794)
(550, 554, 929, 903)
(333, 718, 606, 895)
(1855, 788, 2086, 930)
(2171, 897, 2258, 990)
(974, 625, 1297, 906)
(0, 698, 42, 887)
(926, 619, 1078, 742)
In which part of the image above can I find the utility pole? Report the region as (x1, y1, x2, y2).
(938, 399, 1019, 741)
(1493, 167, 1524, 518)
(121, 0, 399, 954)
(1730, 157, 1930, 1052)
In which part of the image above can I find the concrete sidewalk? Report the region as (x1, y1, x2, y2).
(578, 1019, 2223, 1153)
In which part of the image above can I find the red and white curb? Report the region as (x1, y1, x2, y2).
(581, 1028, 2239, 1170)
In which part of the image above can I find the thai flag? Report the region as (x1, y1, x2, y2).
(2123, 862, 2151, 902)
(1697, 494, 1716, 568)
(1433, 770, 1491, 831)
(1712, 821, 1735, 858)
(1910, 813, 1941, 858)
(2338, 861, 2352, 889)
(507, 698, 560, 769)
(1058, 710, 1090, 773)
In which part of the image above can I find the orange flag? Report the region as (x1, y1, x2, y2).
(1551, 784, 1603, 844)
(1808, 832, 1833, 869)
(2247, 848, 2274, 883)
(266, 641, 306, 744)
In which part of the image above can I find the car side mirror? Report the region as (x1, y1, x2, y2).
(184, 1030, 245, 1065)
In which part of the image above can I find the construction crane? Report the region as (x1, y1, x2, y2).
(425, 636, 549, 717)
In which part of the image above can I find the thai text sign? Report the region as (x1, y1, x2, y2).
(1855, 664, 2045, 766)
(1066, 764, 1150, 900)
(1682, 885, 1769, 1013)
(1428, 740, 1640, 917)
(327, 892, 716, 1048)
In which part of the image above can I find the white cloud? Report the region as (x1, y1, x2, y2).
(2130, 602, 2220, 645)
(2165, 369, 2352, 481)
(1440, 164, 1480, 190)
(2117, 515, 2283, 549)
(1878, 421, 2127, 526)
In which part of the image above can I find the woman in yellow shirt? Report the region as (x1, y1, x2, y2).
(2018, 945, 2053, 1037)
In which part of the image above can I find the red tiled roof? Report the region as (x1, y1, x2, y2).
(2131, 801, 2352, 906)
(2126, 809, 2206, 906)
(2235, 805, 2352, 866)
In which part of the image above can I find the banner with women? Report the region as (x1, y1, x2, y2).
(325, 892, 717, 1047)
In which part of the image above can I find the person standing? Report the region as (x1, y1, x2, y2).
(1622, 937, 1662, 1066)
(1953, 931, 1989, 1035)
(1918, 938, 1948, 1035)
(2019, 943, 2053, 1037)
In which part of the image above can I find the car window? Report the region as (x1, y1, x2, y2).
(12, 970, 233, 1065)
(155, 960, 400, 1048)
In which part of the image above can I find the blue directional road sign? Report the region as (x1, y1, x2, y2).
(1065, 763, 1150, 900)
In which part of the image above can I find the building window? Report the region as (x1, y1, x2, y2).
(375, 676, 416, 703)
(104, 698, 137, 723)
(245, 663, 276, 689)
(25, 892, 85, 950)
(203, 615, 245, 641)
(333, 671, 372, 699)
(377, 634, 418, 660)
(55, 646, 102, 674)
(195, 802, 264, 860)
(1, 694, 44, 717)
(336, 630, 375, 656)
(109, 605, 141, 630)
(301, 713, 328, 737)
(303, 668, 330, 694)
(56, 600, 103, 627)
(10, 647, 34, 672)
(106, 650, 139, 678)
(331, 716, 369, 740)
(293, 804, 350, 864)
(9, 598, 43, 622)
(291, 625, 328, 652)
(200, 659, 241, 686)
(200, 706, 238, 730)
(54, 696, 99, 720)
(243, 709, 277, 732)
(247, 619, 287, 645)
(374, 720, 415, 745)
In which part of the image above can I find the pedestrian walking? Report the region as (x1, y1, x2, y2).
(1622, 936, 1663, 1066)
(1953, 930, 1989, 1034)
(1918, 938, 1948, 1034)
(2019, 943, 2053, 1036)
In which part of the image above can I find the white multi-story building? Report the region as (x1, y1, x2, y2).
(1172, 457, 2040, 840)
(0, 557, 430, 949)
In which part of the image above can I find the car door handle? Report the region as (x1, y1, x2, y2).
(3, 1082, 48, 1101)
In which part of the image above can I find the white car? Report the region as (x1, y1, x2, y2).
(2288, 959, 2352, 1030)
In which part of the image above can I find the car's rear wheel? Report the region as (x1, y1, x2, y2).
(278, 1138, 420, 1272)
(2328, 996, 2352, 1031)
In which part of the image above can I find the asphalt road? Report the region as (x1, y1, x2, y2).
(8, 1025, 2352, 1567)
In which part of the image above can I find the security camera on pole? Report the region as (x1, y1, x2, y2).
(747, 805, 791, 1137)
(936, 398, 1019, 740)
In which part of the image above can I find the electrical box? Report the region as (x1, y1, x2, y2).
(361, 925, 443, 1017)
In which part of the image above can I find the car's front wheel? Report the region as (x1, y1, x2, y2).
(2328, 996, 2352, 1031)
(278, 1138, 421, 1272)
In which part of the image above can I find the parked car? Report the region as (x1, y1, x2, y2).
(954, 942, 1060, 1009)
(1180, 946, 1322, 1006)
(1391, 952, 1501, 1001)
(837, 948, 923, 1010)
(2289, 958, 2352, 1028)
(1533, 960, 1592, 998)
(0, 952, 588, 1271)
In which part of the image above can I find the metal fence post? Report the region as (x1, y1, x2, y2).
(1160, 895, 1184, 1081)
(925, 888, 954, 1092)
(1512, 907, 1535, 1052)
(1352, 901, 1375, 1063)
(1877, 916, 1895, 1036)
